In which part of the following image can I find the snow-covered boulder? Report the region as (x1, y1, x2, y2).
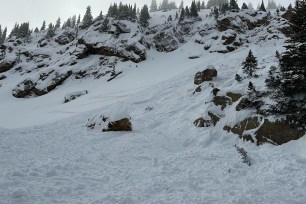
(194, 66, 218, 85)
(0, 60, 15, 73)
(64, 90, 88, 103)
(86, 105, 132, 132)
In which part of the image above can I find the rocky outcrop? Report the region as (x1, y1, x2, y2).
(282, 10, 293, 22)
(153, 32, 179, 52)
(86, 115, 132, 132)
(76, 38, 146, 63)
(255, 119, 305, 145)
(194, 66, 217, 85)
(12, 70, 72, 98)
(0, 61, 15, 73)
(55, 31, 76, 45)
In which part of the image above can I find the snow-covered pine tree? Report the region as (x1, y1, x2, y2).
(241, 3, 248, 10)
(150, 0, 158, 12)
(185, 6, 190, 17)
(100, 17, 110, 32)
(197, 1, 201, 11)
(55, 18, 61, 29)
(41, 21, 46, 31)
(179, 0, 184, 10)
(242, 50, 258, 77)
(46, 23, 55, 38)
(229, 0, 240, 12)
(1, 27, 7, 44)
(272, 0, 306, 125)
(190, 1, 199, 17)
(139, 5, 150, 27)
(259, 0, 266, 12)
(34, 27, 39, 33)
(201, 1, 206, 9)
(82, 6, 93, 28)
(179, 7, 185, 23)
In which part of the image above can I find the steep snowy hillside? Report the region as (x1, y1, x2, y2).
(1, 8, 306, 204)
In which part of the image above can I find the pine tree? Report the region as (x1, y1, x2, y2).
(179, 7, 185, 23)
(197, 1, 201, 11)
(139, 5, 150, 27)
(41, 20, 46, 31)
(190, 1, 199, 17)
(241, 3, 248, 9)
(179, 0, 184, 10)
(71, 15, 77, 28)
(100, 16, 110, 32)
(1, 27, 7, 44)
(213, 7, 219, 19)
(280, 0, 306, 93)
(82, 6, 93, 28)
(185, 6, 190, 17)
(55, 18, 61, 29)
(46, 23, 55, 38)
(0, 26, 2, 44)
(97, 11, 103, 20)
(248, 2, 253, 9)
(201, 1, 206, 9)
(242, 50, 258, 77)
(259, 0, 266, 12)
(229, 0, 240, 12)
(150, 0, 158, 12)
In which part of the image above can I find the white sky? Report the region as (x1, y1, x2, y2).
(0, 0, 294, 32)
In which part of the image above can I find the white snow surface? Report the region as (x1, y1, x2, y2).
(1, 9, 306, 204)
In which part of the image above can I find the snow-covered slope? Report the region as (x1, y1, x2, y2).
(1, 9, 305, 204)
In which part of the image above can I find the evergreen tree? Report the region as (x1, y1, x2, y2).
(82, 6, 93, 28)
(213, 6, 219, 19)
(179, 0, 184, 10)
(201, 1, 206, 9)
(197, 1, 201, 11)
(97, 11, 103, 20)
(77, 14, 81, 25)
(241, 3, 248, 9)
(259, 0, 266, 12)
(1, 27, 7, 44)
(55, 17, 61, 29)
(100, 16, 110, 32)
(190, 1, 199, 17)
(179, 7, 185, 23)
(185, 6, 190, 17)
(132, 4, 137, 20)
(46, 23, 55, 38)
(150, 0, 158, 12)
(242, 50, 258, 77)
(248, 2, 253, 9)
(272, 0, 306, 124)
(41, 20, 46, 31)
(229, 0, 240, 12)
(206, 0, 228, 8)
(0, 26, 2, 44)
(34, 27, 39, 33)
(71, 15, 77, 28)
(139, 5, 150, 27)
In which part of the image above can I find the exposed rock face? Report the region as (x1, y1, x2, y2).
(194, 67, 218, 85)
(222, 34, 237, 45)
(86, 115, 132, 132)
(76, 38, 146, 63)
(12, 70, 72, 98)
(0, 61, 15, 73)
(226, 92, 242, 102)
(255, 119, 305, 145)
(153, 32, 179, 52)
(55, 31, 76, 45)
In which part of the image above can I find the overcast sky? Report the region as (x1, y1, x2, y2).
(0, 0, 294, 32)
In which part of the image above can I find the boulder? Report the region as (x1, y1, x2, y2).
(282, 10, 293, 22)
(194, 117, 211, 127)
(255, 119, 305, 145)
(64, 90, 88, 103)
(194, 67, 218, 85)
(213, 96, 232, 110)
(0, 61, 15, 73)
(153, 32, 179, 52)
(86, 115, 132, 132)
(217, 18, 231, 32)
(226, 92, 242, 102)
(222, 34, 236, 45)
